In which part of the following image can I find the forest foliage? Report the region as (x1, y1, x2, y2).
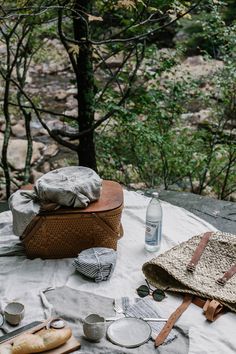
(0, 0, 235, 200)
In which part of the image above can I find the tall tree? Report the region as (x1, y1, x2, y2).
(74, 0, 97, 169)
(0, 0, 201, 195)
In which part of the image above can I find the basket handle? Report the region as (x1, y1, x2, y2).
(92, 213, 123, 239)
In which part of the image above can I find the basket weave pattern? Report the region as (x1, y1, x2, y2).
(22, 206, 123, 259)
(143, 231, 236, 313)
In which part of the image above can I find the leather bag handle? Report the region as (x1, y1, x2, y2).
(155, 295, 225, 347)
(187, 231, 213, 271)
(187, 231, 236, 285)
(155, 295, 193, 347)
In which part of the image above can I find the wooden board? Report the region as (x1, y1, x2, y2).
(0, 319, 81, 353)
(41, 335, 80, 354)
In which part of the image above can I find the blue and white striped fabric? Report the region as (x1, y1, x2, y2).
(73, 247, 117, 282)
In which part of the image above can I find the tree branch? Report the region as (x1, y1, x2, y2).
(5, 101, 78, 121)
(64, 1, 203, 46)
(95, 46, 135, 103)
(8, 77, 78, 151)
(57, 7, 78, 81)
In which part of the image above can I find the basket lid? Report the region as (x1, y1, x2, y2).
(79, 180, 123, 212)
(21, 180, 123, 213)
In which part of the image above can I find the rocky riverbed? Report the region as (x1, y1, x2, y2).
(0, 39, 235, 201)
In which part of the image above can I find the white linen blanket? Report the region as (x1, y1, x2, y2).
(0, 190, 235, 354)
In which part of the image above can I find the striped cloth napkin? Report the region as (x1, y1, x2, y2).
(114, 296, 177, 344)
(73, 248, 117, 282)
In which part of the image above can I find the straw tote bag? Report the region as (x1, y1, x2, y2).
(21, 180, 123, 259)
(142, 231, 236, 346)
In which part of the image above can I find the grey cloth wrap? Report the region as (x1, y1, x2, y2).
(8, 190, 40, 236)
(45, 286, 189, 354)
(35, 166, 102, 208)
(8, 166, 102, 237)
(73, 248, 117, 282)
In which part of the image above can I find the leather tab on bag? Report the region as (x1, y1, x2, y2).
(187, 231, 213, 272)
(155, 295, 193, 347)
(216, 263, 236, 286)
(203, 299, 224, 321)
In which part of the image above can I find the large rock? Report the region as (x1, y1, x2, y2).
(44, 143, 59, 158)
(0, 138, 45, 170)
(181, 109, 212, 126)
(64, 108, 78, 118)
(30, 169, 44, 183)
(47, 119, 77, 134)
(55, 90, 68, 101)
(159, 190, 236, 234)
(0, 44, 6, 54)
(54, 87, 77, 101)
(11, 120, 26, 137)
(105, 53, 124, 68)
(162, 56, 224, 81)
(66, 95, 77, 110)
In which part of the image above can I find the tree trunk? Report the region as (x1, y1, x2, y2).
(2, 77, 11, 199)
(73, 0, 97, 171)
(1, 36, 12, 199)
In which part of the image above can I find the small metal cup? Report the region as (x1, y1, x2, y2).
(4, 302, 25, 326)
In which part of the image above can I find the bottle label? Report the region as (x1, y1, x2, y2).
(145, 221, 161, 246)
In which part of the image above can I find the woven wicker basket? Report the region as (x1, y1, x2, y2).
(21, 180, 123, 259)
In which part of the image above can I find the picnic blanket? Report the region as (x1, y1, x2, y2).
(0, 189, 235, 353)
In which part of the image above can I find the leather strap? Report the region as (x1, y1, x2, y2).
(203, 299, 224, 321)
(193, 297, 224, 321)
(187, 231, 213, 271)
(216, 263, 236, 285)
(155, 295, 193, 347)
(155, 295, 225, 347)
(192, 296, 206, 308)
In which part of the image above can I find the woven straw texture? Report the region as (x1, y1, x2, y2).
(143, 232, 236, 312)
(22, 205, 123, 259)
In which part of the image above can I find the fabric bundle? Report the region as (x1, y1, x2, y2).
(35, 166, 102, 208)
(9, 166, 102, 236)
(73, 247, 117, 282)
